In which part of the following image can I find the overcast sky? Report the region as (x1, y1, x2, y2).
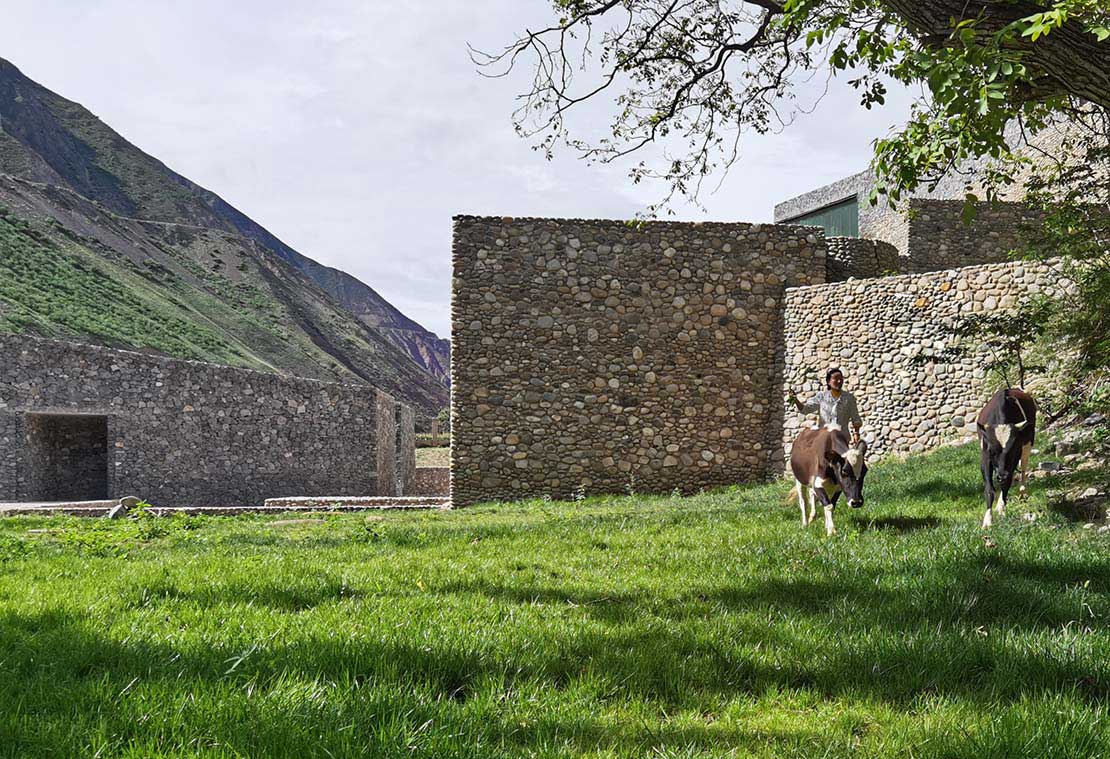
(1, 1, 916, 337)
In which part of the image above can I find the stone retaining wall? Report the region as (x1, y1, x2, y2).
(903, 200, 1039, 273)
(0, 335, 413, 507)
(451, 215, 824, 506)
(826, 237, 902, 281)
(781, 260, 1058, 463)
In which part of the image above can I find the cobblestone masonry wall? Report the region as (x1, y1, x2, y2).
(781, 260, 1058, 464)
(451, 216, 825, 506)
(826, 237, 902, 281)
(903, 200, 1040, 273)
(0, 335, 412, 506)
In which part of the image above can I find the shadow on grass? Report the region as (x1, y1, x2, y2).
(854, 515, 942, 532)
(433, 577, 639, 625)
(3, 543, 1109, 758)
(123, 575, 363, 612)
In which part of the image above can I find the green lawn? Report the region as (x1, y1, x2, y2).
(0, 443, 1107, 758)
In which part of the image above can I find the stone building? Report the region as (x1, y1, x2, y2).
(0, 335, 414, 507)
(452, 169, 1051, 506)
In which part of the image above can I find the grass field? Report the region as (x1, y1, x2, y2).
(0, 443, 1107, 758)
(415, 445, 450, 468)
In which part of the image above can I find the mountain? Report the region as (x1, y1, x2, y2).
(0, 57, 449, 416)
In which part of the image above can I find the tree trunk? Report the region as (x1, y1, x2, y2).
(882, 0, 1110, 110)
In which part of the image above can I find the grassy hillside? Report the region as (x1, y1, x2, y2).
(0, 443, 1106, 758)
(0, 193, 448, 415)
(0, 56, 450, 387)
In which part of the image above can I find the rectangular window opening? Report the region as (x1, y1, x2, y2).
(26, 413, 110, 502)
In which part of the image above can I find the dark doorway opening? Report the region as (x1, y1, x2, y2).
(27, 414, 109, 501)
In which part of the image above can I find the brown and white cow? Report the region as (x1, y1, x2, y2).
(977, 387, 1037, 528)
(789, 425, 868, 537)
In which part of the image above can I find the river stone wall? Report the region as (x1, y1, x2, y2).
(826, 237, 902, 281)
(902, 199, 1039, 273)
(0, 335, 412, 506)
(451, 215, 825, 506)
(781, 260, 1058, 464)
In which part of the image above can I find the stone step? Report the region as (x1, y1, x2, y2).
(262, 496, 450, 511)
(0, 496, 451, 518)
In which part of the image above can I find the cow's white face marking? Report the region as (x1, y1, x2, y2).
(844, 449, 863, 477)
(993, 424, 1013, 449)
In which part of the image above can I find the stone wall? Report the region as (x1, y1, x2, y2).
(374, 391, 399, 498)
(775, 169, 1040, 272)
(826, 237, 902, 281)
(451, 215, 824, 506)
(781, 260, 1059, 463)
(397, 404, 416, 494)
(902, 199, 1039, 273)
(0, 335, 413, 506)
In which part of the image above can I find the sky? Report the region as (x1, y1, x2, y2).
(1, 1, 917, 338)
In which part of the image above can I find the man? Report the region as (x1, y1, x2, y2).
(788, 367, 863, 444)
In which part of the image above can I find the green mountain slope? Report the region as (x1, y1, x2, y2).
(0, 175, 447, 417)
(0, 57, 449, 414)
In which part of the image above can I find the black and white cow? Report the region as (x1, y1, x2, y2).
(976, 387, 1037, 528)
(789, 425, 868, 537)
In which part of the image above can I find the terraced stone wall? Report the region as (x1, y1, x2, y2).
(781, 260, 1058, 464)
(0, 335, 412, 506)
(451, 216, 824, 506)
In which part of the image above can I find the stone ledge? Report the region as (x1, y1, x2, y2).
(0, 497, 450, 517)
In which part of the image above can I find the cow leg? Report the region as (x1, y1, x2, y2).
(981, 449, 995, 529)
(812, 487, 836, 537)
(795, 481, 809, 527)
(996, 478, 1011, 518)
(1019, 442, 1031, 497)
(806, 486, 818, 526)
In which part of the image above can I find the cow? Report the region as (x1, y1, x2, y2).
(977, 387, 1037, 528)
(789, 424, 868, 537)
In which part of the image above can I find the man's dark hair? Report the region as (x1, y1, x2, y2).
(826, 367, 843, 388)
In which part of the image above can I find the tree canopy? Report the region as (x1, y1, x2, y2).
(476, 0, 1110, 208)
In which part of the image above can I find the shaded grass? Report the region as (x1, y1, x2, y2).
(0, 443, 1107, 758)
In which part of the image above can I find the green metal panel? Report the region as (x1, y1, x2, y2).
(788, 197, 859, 238)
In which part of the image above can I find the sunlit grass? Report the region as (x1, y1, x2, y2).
(0, 443, 1106, 758)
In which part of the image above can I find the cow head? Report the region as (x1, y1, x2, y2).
(835, 440, 868, 508)
(985, 424, 1018, 490)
